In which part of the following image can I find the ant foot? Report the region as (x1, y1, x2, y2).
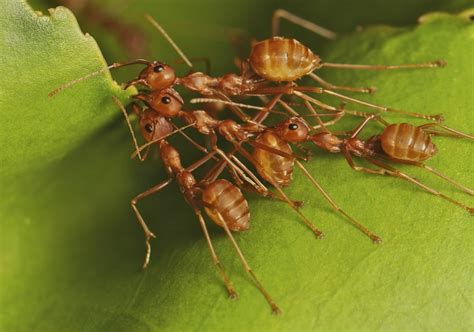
(431, 114, 445, 122)
(367, 86, 377, 94)
(293, 200, 305, 208)
(228, 288, 239, 300)
(314, 231, 325, 239)
(371, 235, 382, 244)
(433, 60, 447, 67)
(142, 232, 157, 270)
(271, 304, 282, 315)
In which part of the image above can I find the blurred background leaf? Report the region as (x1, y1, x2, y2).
(1, 0, 473, 331)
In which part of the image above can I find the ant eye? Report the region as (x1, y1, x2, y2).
(153, 65, 164, 73)
(144, 123, 154, 133)
(161, 96, 172, 104)
(289, 123, 298, 130)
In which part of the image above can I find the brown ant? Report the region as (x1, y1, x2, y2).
(194, 97, 473, 215)
(311, 116, 474, 214)
(113, 97, 281, 314)
(49, 10, 447, 123)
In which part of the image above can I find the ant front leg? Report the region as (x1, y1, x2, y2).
(293, 142, 313, 160)
(271, 9, 337, 39)
(342, 149, 388, 175)
(308, 72, 376, 94)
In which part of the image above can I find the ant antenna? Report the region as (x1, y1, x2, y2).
(48, 59, 151, 97)
(112, 96, 143, 160)
(145, 15, 193, 69)
(191, 97, 341, 122)
(192, 98, 264, 111)
(131, 122, 197, 158)
(190, 97, 291, 117)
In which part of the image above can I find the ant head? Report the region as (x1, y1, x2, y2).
(275, 117, 310, 143)
(138, 108, 174, 142)
(138, 88, 184, 117)
(138, 61, 176, 90)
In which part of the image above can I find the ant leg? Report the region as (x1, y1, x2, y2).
(276, 98, 345, 129)
(212, 209, 281, 314)
(320, 60, 446, 70)
(365, 157, 473, 215)
(234, 144, 325, 238)
(294, 91, 375, 119)
(252, 94, 284, 123)
(271, 9, 337, 40)
(194, 209, 238, 299)
(246, 140, 304, 160)
(308, 72, 376, 94)
(407, 162, 474, 196)
(221, 145, 305, 207)
(419, 123, 474, 140)
(174, 57, 211, 74)
(239, 183, 305, 208)
(295, 89, 444, 122)
(276, 99, 301, 116)
(131, 150, 219, 269)
(205, 132, 263, 190)
(321, 89, 443, 122)
(303, 99, 329, 130)
(214, 91, 253, 123)
(342, 149, 388, 175)
(213, 147, 259, 189)
(229, 154, 269, 192)
(131, 178, 174, 269)
(209, 142, 272, 195)
(295, 160, 381, 243)
(124, 78, 151, 89)
(169, 122, 213, 155)
(131, 122, 199, 159)
(350, 115, 377, 138)
(293, 142, 313, 160)
(247, 85, 374, 119)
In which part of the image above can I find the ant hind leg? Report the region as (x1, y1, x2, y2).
(271, 9, 337, 39)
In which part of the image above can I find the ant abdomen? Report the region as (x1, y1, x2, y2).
(249, 37, 320, 81)
(253, 131, 294, 187)
(381, 123, 437, 162)
(202, 179, 250, 232)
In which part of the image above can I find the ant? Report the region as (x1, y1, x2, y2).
(49, 10, 447, 124)
(194, 97, 473, 215)
(113, 96, 282, 314)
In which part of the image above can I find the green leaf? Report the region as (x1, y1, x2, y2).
(1, 1, 473, 331)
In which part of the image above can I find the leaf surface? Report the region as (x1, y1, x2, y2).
(1, 1, 473, 331)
